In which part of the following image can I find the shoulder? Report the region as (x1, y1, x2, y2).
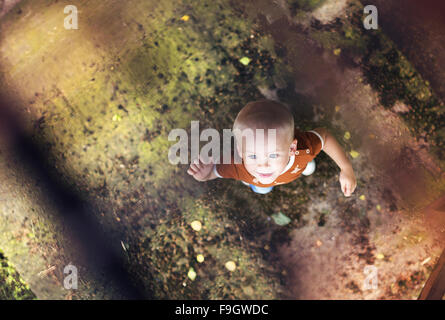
(306, 128, 326, 150)
(294, 128, 325, 156)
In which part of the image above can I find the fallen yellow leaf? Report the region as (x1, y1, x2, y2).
(181, 15, 190, 21)
(376, 253, 384, 260)
(359, 195, 366, 200)
(335, 106, 340, 112)
(196, 254, 204, 263)
(349, 150, 360, 158)
(225, 261, 236, 272)
(191, 220, 202, 231)
(333, 48, 341, 56)
(187, 267, 197, 280)
(239, 57, 251, 66)
(344, 131, 351, 140)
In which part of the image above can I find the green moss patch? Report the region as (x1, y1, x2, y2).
(0, 250, 36, 300)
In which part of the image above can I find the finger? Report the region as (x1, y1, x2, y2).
(341, 182, 346, 194)
(343, 184, 350, 197)
(187, 167, 197, 175)
(347, 183, 353, 195)
(190, 164, 199, 172)
(200, 156, 213, 166)
(198, 156, 207, 165)
(345, 185, 351, 197)
(197, 159, 206, 169)
(350, 184, 355, 194)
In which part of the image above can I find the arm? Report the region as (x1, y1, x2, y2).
(313, 127, 357, 197)
(313, 127, 352, 171)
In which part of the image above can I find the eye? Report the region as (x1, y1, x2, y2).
(247, 154, 256, 159)
(269, 154, 279, 159)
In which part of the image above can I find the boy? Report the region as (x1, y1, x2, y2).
(187, 99, 356, 196)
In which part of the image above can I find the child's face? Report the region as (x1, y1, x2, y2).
(236, 128, 296, 185)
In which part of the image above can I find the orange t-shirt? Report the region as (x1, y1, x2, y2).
(214, 128, 324, 187)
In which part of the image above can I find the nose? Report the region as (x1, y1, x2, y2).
(256, 156, 271, 169)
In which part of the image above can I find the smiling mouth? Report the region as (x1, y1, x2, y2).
(257, 172, 274, 178)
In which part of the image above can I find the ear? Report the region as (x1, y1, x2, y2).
(289, 138, 298, 155)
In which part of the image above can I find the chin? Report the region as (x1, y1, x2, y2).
(257, 175, 276, 184)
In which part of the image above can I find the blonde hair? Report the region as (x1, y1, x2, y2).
(233, 99, 294, 143)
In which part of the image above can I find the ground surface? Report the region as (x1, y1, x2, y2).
(0, 0, 443, 299)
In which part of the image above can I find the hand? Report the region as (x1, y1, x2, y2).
(339, 167, 357, 197)
(187, 157, 214, 182)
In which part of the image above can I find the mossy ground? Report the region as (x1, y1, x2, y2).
(0, 0, 443, 299)
(0, 250, 35, 300)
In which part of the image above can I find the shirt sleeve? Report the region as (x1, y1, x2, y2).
(308, 130, 325, 150)
(305, 130, 324, 156)
(215, 162, 240, 180)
